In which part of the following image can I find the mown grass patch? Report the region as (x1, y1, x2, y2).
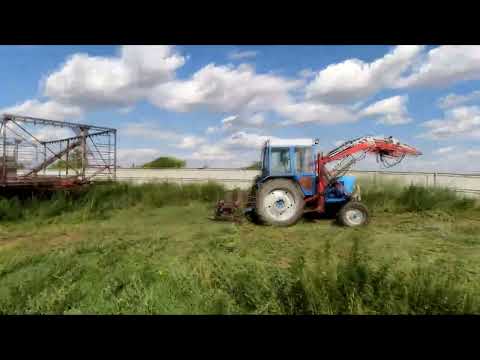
(0, 180, 479, 314)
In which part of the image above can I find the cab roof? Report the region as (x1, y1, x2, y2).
(267, 138, 315, 147)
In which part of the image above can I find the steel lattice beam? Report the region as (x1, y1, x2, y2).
(2, 114, 114, 132)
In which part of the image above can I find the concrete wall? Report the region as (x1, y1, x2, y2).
(113, 168, 260, 190)
(40, 168, 480, 196)
(40, 168, 260, 190)
(348, 170, 480, 197)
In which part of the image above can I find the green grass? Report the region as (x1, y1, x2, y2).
(0, 181, 226, 223)
(359, 179, 478, 214)
(0, 181, 479, 314)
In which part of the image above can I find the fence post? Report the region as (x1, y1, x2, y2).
(433, 172, 437, 187)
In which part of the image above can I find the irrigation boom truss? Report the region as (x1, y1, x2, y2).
(0, 114, 117, 191)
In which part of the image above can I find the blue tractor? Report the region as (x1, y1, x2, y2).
(216, 136, 421, 227)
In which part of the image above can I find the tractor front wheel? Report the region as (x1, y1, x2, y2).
(256, 179, 305, 227)
(337, 201, 369, 227)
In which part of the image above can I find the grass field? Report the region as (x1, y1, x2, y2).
(1, 181, 480, 314)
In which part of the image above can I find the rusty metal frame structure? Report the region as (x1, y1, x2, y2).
(1, 114, 116, 190)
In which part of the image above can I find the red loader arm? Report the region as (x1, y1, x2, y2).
(307, 136, 421, 213)
(325, 136, 421, 162)
(319, 136, 422, 181)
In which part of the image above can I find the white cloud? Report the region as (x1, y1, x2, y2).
(3, 122, 74, 145)
(360, 95, 412, 125)
(298, 68, 316, 79)
(189, 131, 271, 162)
(34, 127, 74, 142)
(225, 131, 275, 148)
(392, 151, 480, 173)
(177, 136, 206, 149)
(120, 45, 186, 86)
(278, 101, 356, 125)
(149, 63, 302, 113)
(118, 106, 135, 114)
(228, 50, 258, 60)
(122, 122, 206, 151)
(188, 130, 311, 167)
(434, 146, 455, 154)
(306, 46, 424, 104)
(246, 113, 266, 126)
(221, 115, 238, 129)
(420, 106, 480, 139)
(190, 144, 235, 161)
(10, 46, 419, 130)
(205, 126, 220, 134)
(396, 46, 480, 88)
(1, 99, 83, 121)
(220, 113, 266, 131)
(149, 60, 363, 129)
(437, 90, 480, 109)
(143, 45, 480, 130)
(43, 45, 185, 109)
(122, 122, 183, 142)
(466, 149, 480, 157)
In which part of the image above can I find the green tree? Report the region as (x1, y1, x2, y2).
(142, 156, 186, 169)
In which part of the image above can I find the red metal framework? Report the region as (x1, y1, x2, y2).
(0, 114, 117, 191)
(306, 136, 422, 212)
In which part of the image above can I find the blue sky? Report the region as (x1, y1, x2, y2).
(1, 45, 480, 171)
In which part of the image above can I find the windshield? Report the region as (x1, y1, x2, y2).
(295, 146, 313, 173)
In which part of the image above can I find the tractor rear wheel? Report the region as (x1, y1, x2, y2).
(337, 201, 369, 227)
(256, 179, 305, 227)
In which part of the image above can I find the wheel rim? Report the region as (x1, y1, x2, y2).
(264, 189, 297, 222)
(345, 208, 365, 226)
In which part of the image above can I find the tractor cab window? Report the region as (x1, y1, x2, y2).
(270, 147, 291, 174)
(295, 146, 313, 173)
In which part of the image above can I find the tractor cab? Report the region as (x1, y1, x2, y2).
(260, 139, 318, 195)
(258, 139, 356, 202)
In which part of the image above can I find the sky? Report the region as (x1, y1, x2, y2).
(1, 45, 480, 172)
